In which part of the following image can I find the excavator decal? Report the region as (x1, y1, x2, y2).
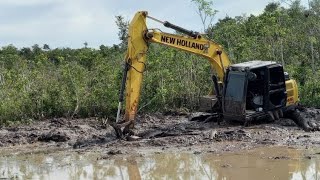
(160, 35, 205, 50)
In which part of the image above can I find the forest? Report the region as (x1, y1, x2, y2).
(0, 0, 319, 124)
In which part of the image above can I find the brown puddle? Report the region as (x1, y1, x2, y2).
(0, 147, 320, 179)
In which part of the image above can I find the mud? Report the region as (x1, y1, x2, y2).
(1, 108, 320, 155)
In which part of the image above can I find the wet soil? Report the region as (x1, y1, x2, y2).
(1, 108, 320, 155)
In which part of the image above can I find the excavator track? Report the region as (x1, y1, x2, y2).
(285, 109, 320, 131)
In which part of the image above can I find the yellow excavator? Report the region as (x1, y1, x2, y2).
(113, 11, 312, 138)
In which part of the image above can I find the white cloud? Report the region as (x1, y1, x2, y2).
(0, 0, 63, 6)
(0, 0, 311, 48)
(0, 0, 119, 48)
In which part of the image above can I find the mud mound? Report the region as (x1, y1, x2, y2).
(0, 118, 112, 148)
(1, 109, 320, 154)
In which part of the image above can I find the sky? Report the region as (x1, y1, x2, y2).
(0, 0, 309, 48)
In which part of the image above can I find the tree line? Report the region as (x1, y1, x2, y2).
(0, 0, 319, 124)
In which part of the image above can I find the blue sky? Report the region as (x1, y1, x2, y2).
(0, 0, 309, 48)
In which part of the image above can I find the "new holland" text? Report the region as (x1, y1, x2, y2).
(161, 35, 204, 50)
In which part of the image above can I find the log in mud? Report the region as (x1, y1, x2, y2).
(1, 108, 320, 155)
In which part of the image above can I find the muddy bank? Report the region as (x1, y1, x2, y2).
(1, 108, 320, 155)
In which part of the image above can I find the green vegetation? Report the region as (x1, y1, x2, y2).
(0, 0, 320, 123)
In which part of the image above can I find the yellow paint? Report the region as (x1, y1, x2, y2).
(124, 11, 148, 122)
(285, 79, 299, 106)
(148, 31, 230, 81)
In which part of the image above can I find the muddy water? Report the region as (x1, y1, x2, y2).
(0, 147, 320, 180)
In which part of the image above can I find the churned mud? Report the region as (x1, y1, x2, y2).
(1, 108, 320, 155)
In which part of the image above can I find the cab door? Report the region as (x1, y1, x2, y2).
(223, 71, 248, 121)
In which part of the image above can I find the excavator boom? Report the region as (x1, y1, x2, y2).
(146, 31, 230, 80)
(117, 11, 230, 127)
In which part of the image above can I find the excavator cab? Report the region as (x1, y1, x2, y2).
(222, 61, 287, 122)
(223, 71, 248, 120)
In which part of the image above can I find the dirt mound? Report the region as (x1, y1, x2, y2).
(0, 118, 112, 148)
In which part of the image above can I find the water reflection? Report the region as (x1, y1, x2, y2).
(0, 147, 320, 180)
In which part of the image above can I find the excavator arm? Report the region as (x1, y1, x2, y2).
(114, 11, 230, 135)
